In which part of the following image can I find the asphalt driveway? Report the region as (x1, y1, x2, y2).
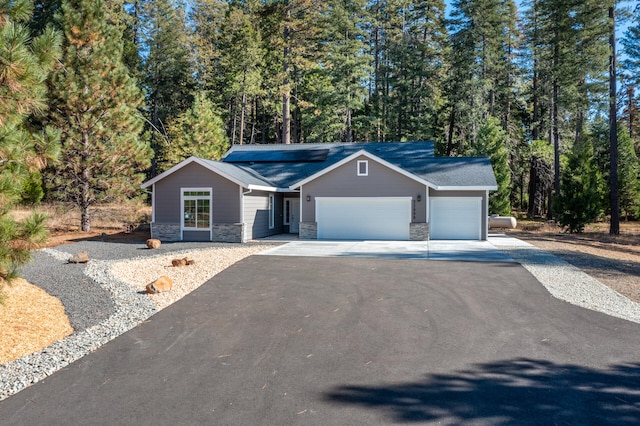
(2, 256, 640, 425)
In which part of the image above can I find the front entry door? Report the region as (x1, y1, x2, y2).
(289, 199, 300, 233)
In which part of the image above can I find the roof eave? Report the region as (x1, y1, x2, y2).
(247, 184, 298, 193)
(289, 150, 435, 190)
(433, 185, 498, 191)
(141, 156, 260, 190)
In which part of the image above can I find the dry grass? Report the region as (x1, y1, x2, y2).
(11, 202, 151, 240)
(513, 219, 640, 245)
(0, 279, 73, 364)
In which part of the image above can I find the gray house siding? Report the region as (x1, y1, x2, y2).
(151, 162, 242, 242)
(154, 162, 241, 225)
(428, 189, 489, 239)
(243, 191, 284, 241)
(301, 155, 427, 223)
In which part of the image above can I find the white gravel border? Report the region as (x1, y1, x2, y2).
(492, 236, 640, 324)
(0, 244, 270, 402)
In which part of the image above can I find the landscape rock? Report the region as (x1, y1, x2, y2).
(145, 276, 173, 294)
(146, 239, 161, 249)
(68, 251, 89, 264)
(171, 257, 195, 267)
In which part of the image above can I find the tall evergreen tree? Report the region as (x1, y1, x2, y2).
(471, 117, 512, 215)
(302, 0, 371, 143)
(49, 0, 151, 232)
(0, 0, 61, 293)
(218, 2, 264, 145)
(554, 139, 603, 233)
(163, 93, 229, 170)
(445, 0, 520, 154)
(617, 125, 640, 220)
(138, 0, 195, 175)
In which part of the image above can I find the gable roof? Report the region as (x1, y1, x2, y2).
(290, 149, 434, 189)
(222, 141, 437, 189)
(140, 156, 276, 190)
(140, 142, 497, 191)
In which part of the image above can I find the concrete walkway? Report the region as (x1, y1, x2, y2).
(258, 235, 527, 262)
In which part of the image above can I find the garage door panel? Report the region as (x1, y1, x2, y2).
(317, 198, 411, 240)
(430, 197, 481, 240)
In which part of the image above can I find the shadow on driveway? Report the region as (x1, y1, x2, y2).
(324, 358, 640, 424)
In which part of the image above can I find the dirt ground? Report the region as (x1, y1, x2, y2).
(1, 221, 639, 366)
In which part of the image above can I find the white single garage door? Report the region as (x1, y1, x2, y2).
(316, 197, 411, 240)
(430, 197, 482, 240)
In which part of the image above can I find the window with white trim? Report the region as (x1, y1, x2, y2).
(269, 194, 275, 229)
(357, 160, 368, 176)
(182, 189, 211, 229)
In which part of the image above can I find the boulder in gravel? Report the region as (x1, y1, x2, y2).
(146, 275, 173, 294)
(68, 251, 89, 264)
(171, 256, 195, 267)
(146, 239, 161, 249)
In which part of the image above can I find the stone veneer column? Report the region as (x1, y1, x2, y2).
(212, 223, 244, 243)
(299, 222, 317, 239)
(150, 223, 180, 241)
(410, 222, 429, 241)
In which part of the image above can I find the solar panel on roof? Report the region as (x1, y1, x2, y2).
(224, 149, 329, 163)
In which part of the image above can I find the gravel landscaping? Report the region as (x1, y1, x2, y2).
(0, 241, 274, 401)
(1, 237, 639, 402)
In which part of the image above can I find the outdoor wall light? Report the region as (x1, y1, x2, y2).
(417, 194, 422, 202)
(306, 195, 311, 202)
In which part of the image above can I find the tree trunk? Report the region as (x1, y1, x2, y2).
(345, 106, 352, 143)
(609, 4, 620, 235)
(239, 71, 247, 145)
(552, 28, 560, 202)
(282, 6, 291, 145)
(80, 131, 91, 232)
(446, 107, 456, 157)
(150, 90, 159, 177)
(230, 97, 237, 145)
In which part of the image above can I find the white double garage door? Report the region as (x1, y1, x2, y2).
(316, 197, 482, 240)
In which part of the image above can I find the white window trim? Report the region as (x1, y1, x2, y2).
(180, 187, 213, 240)
(269, 194, 275, 229)
(357, 160, 368, 176)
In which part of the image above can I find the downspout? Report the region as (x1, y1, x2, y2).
(485, 190, 490, 240)
(151, 183, 156, 223)
(242, 187, 253, 242)
(299, 185, 303, 233)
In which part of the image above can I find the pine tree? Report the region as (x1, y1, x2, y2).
(49, 0, 151, 232)
(617, 125, 640, 220)
(471, 117, 512, 215)
(138, 0, 195, 175)
(218, 2, 264, 145)
(554, 139, 603, 233)
(163, 93, 229, 170)
(301, 0, 371, 143)
(445, 0, 520, 156)
(0, 0, 61, 294)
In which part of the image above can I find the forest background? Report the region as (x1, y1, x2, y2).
(2, 0, 640, 288)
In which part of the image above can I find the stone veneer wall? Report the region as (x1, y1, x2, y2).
(299, 222, 317, 239)
(410, 222, 429, 241)
(151, 223, 180, 241)
(212, 223, 244, 243)
(151, 223, 244, 243)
